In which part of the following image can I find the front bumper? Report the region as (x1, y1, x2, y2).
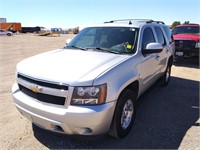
(175, 48, 199, 57)
(12, 83, 116, 135)
(175, 39, 199, 57)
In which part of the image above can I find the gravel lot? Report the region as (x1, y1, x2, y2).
(0, 34, 199, 149)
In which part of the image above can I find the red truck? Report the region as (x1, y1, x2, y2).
(172, 24, 200, 57)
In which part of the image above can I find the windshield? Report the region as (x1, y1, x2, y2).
(172, 26, 200, 35)
(65, 27, 138, 54)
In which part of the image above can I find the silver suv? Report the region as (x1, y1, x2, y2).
(12, 19, 175, 138)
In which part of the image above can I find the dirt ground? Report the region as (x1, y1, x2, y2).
(0, 34, 199, 149)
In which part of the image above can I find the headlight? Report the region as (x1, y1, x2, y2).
(195, 42, 200, 48)
(71, 84, 107, 105)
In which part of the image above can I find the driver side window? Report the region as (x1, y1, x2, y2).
(76, 29, 96, 47)
(142, 27, 155, 49)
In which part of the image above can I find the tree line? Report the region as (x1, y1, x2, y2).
(171, 21, 190, 28)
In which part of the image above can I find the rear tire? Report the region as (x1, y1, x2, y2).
(109, 89, 136, 138)
(7, 33, 11, 36)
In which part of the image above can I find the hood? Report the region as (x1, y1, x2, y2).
(17, 49, 129, 86)
(173, 34, 200, 41)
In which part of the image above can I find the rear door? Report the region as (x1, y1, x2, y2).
(153, 26, 169, 75)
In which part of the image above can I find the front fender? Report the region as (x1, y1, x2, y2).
(94, 56, 140, 102)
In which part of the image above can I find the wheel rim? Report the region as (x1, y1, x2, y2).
(165, 67, 170, 82)
(121, 99, 134, 129)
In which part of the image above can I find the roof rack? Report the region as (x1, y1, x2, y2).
(146, 20, 165, 24)
(104, 19, 165, 25)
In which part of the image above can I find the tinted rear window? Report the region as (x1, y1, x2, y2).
(163, 26, 173, 43)
(154, 27, 165, 45)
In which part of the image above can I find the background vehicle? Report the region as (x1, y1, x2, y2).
(0, 22, 21, 33)
(0, 29, 13, 36)
(21, 26, 41, 33)
(12, 19, 174, 138)
(172, 24, 200, 57)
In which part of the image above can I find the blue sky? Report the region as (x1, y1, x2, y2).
(0, 0, 199, 29)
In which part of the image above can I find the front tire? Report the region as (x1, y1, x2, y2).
(109, 89, 136, 138)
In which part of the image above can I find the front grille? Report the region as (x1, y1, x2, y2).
(175, 40, 196, 49)
(19, 84, 66, 105)
(18, 74, 68, 90)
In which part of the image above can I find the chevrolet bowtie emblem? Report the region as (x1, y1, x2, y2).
(30, 85, 42, 93)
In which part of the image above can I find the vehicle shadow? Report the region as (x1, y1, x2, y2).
(33, 76, 199, 149)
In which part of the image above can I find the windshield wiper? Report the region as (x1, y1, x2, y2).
(65, 45, 87, 50)
(89, 47, 122, 54)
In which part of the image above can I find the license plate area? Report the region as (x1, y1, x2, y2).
(176, 52, 183, 56)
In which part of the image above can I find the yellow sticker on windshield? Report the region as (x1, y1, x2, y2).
(127, 45, 132, 49)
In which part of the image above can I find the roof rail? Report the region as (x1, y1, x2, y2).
(104, 19, 153, 24)
(104, 19, 165, 25)
(146, 20, 165, 24)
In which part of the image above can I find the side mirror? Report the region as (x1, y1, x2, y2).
(142, 43, 163, 54)
(66, 39, 71, 45)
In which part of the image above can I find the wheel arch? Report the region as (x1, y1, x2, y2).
(118, 80, 139, 101)
(108, 81, 138, 138)
(168, 55, 174, 67)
